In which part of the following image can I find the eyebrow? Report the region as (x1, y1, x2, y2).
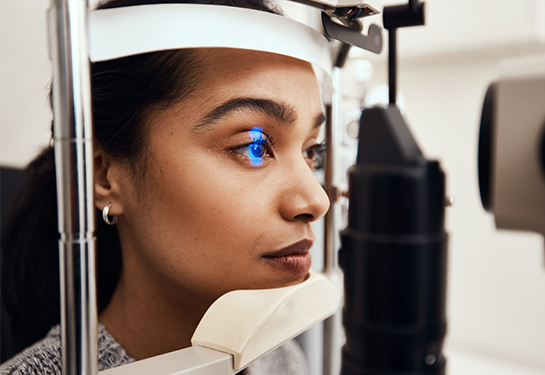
(194, 97, 325, 131)
(313, 112, 326, 129)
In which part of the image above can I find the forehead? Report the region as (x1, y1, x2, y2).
(197, 48, 316, 71)
(193, 48, 322, 105)
(148, 48, 324, 137)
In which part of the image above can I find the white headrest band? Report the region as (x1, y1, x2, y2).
(89, 3, 333, 80)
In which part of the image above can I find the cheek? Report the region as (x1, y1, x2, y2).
(133, 154, 272, 270)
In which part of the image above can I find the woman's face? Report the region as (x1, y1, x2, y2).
(111, 49, 330, 307)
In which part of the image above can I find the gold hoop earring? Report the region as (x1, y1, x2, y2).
(102, 203, 117, 225)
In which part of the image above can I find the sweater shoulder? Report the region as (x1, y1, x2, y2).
(0, 325, 133, 375)
(0, 326, 62, 375)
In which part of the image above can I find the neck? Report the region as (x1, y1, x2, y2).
(99, 265, 211, 360)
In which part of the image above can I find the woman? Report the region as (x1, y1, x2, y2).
(0, 0, 329, 373)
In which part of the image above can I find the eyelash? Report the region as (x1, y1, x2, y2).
(232, 130, 326, 170)
(232, 130, 276, 166)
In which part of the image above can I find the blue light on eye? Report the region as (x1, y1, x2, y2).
(249, 143, 264, 158)
(249, 127, 264, 166)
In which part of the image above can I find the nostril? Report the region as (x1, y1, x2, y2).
(294, 213, 315, 222)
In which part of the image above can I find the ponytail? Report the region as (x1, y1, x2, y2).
(1, 147, 60, 351)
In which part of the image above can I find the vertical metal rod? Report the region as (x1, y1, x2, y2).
(323, 66, 341, 274)
(48, 0, 97, 374)
(388, 28, 397, 105)
(323, 103, 336, 273)
(323, 66, 342, 375)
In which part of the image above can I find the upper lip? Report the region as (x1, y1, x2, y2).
(262, 239, 314, 258)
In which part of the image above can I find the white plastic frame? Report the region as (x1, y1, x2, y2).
(89, 4, 333, 90)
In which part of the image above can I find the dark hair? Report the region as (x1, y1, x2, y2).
(1, 0, 281, 358)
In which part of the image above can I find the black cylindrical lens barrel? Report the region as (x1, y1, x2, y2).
(340, 107, 448, 375)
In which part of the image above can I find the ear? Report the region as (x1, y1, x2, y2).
(94, 150, 125, 217)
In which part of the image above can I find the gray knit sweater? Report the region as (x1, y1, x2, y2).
(0, 324, 308, 375)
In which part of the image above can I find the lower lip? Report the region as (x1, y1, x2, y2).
(262, 252, 312, 274)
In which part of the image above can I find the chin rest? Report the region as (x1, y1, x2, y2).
(191, 270, 340, 370)
(100, 270, 340, 374)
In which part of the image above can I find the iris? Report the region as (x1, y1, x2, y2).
(248, 127, 265, 166)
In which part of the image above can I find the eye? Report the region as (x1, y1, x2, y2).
(246, 141, 266, 166)
(303, 141, 327, 170)
(233, 127, 274, 166)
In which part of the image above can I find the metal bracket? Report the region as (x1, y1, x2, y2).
(288, 0, 379, 18)
(321, 12, 382, 54)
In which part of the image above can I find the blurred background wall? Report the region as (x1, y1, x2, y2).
(1, 0, 545, 373)
(1, 0, 53, 167)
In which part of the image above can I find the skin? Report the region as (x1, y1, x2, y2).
(94, 49, 330, 360)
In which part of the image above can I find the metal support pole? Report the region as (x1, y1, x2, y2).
(48, 0, 97, 374)
(323, 66, 341, 276)
(323, 66, 342, 375)
(388, 28, 397, 105)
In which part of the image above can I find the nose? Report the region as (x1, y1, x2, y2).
(278, 160, 330, 223)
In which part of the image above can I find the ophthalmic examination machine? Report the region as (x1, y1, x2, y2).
(38, 0, 452, 374)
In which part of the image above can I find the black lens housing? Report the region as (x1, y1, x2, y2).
(340, 106, 447, 375)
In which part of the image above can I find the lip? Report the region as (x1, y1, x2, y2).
(261, 239, 313, 274)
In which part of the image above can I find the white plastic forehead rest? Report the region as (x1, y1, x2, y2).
(89, 4, 333, 78)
